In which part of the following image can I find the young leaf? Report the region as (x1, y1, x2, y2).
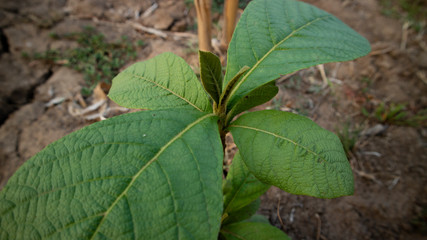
(199, 50, 223, 103)
(224, 0, 371, 108)
(226, 81, 278, 124)
(218, 66, 250, 114)
(245, 214, 270, 224)
(0, 109, 223, 239)
(223, 151, 270, 215)
(222, 198, 261, 226)
(108, 52, 212, 112)
(229, 110, 354, 198)
(221, 222, 290, 240)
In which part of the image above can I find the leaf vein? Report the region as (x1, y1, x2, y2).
(182, 140, 213, 235)
(229, 15, 331, 101)
(156, 161, 180, 238)
(229, 124, 328, 165)
(121, 72, 203, 112)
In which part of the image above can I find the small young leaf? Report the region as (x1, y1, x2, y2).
(229, 110, 354, 198)
(226, 81, 278, 123)
(245, 214, 270, 224)
(223, 151, 270, 214)
(219, 66, 250, 109)
(199, 50, 223, 103)
(0, 109, 223, 239)
(221, 222, 290, 240)
(222, 198, 261, 226)
(109, 52, 212, 112)
(224, 0, 371, 108)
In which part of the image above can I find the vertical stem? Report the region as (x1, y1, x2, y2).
(222, 0, 239, 48)
(194, 0, 213, 51)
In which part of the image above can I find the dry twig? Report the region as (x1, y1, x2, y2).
(130, 21, 167, 38)
(317, 64, 328, 88)
(400, 22, 410, 51)
(277, 197, 286, 230)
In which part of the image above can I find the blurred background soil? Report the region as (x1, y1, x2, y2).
(0, 0, 426, 239)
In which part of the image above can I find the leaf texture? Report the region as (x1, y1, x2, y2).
(109, 52, 212, 112)
(0, 109, 223, 240)
(223, 152, 270, 215)
(229, 110, 354, 198)
(224, 0, 371, 108)
(226, 81, 278, 123)
(222, 199, 261, 226)
(221, 222, 290, 240)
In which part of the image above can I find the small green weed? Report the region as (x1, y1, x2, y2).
(380, 0, 427, 31)
(27, 26, 143, 96)
(362, 102, 427, 127)
(336, 123, 360, 157)
(360, 77, 373, 94)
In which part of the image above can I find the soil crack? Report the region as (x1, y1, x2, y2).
(0, 28, 10, 54)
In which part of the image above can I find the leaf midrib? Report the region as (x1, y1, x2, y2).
(118, 72, 204, 112)
(227, 15, 331, 102)
(89, 113, 216, 239)
(206, 64, 221, 99)
(229, 124, 329, 165)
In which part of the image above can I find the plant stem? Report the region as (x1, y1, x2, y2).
(222, 0, 239, 48)
(194, 0, 213, 51)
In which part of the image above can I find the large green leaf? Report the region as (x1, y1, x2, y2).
(223, 151, 270, 215)
(199, 50, 223, 104)
(224, 0, 371, 108)
(109, 52, 212, 112)
(229, 110, 354, 198)
(0, 109, 223, 239)
(220, 222, 290, 240)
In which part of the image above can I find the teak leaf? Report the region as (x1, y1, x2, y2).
(224, 0, 371, 108)
(223, 151, 270, 215)
(109, 52, 212, 112)
(245, 214, 270, 224)
(0, 109, 223, 240)
(226, 81, 278, 123)
(229, 110, 354, 198)
(221, 222, 290, 240)
(222, 198, 261, 226)
(199, 50, 223, 103)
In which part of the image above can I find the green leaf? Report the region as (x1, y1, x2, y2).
(199, 50, 223, 103)
(222, 199, 261, 226)
(224, 0, 371, 108)
(221, 222, 290, 240)
(223, 151, 270, 214)
(226, 81, 278, 124)
(229, 110, 354, 198)
(108, 52, 212, 112)
(0, 109, 223, 239)
(245, 214, 270, 224)
(219, 66, 250, 111)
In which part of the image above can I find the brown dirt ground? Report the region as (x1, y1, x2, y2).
(0, 0, 426, 239)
